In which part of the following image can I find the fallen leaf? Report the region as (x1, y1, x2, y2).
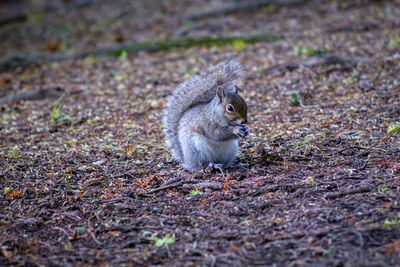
(382, 240, 400, 254)
(41, 40, 61, 52)
(0, 73, 12, 88)
(6, 189, 23, 199)
(1, 247, 13, 259)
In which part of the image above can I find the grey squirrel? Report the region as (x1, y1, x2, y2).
(163, 58, 249, 170)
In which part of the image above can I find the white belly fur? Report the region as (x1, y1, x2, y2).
(193, 135, 238, 165)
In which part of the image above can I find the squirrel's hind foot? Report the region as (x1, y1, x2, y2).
(204, 162, 226, 177)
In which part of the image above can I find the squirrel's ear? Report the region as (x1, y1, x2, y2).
(234, 85, 239, 94)
(216, 86, 225, 102)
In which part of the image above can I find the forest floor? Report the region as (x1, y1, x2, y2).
(1, 0, 400, 266)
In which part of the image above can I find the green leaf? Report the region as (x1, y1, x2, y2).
(1, 115, 10, 125)
(75, 226, 86, 233)
(112, 70, 127, 81)
(83, 55, 97, 66)
(291, 46, 329, 56)
(28, 12, 44, 23)
(388, 123, 400, 134)
(164, 234, 175, 245)
(119, 50, 128, 61)
(290, 92, 300, 106)
(154, 239, 164, 247)
(189, 188, 203, 196)
(389, 35, 400, 48)
(231, 38, 246, 50)
(154, 234, 175, 247)
(304, 176, 316, 186)
(383, 217, 398, 229)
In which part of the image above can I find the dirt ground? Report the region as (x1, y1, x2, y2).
(1, 0, 400, 266)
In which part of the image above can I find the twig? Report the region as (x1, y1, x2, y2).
(299, 54, 371, 67)
(53, 226, 70, 238)
(337, 141, 382, 156)
(261, 54, 371, 76)
(317, 66, 352, 75)
(161, 176, 184, 186)
(95, 197, 131, 204)
(141, 179, 200, 195)
(0, 33, 281, 70)
(0, 87, 64, 105)
(146, 183, 183, 194)
(0, 214, 14, 220)
(323, 21, 378, 33)
(183, 182, 223, 190)
(184, 0, 306, 20)
(0, 14, 26, 27)
(337, 146, 370, 155)
(87, 220, 105, 246)
(250, 183, 304, 196)
(126, 139, 166, 150)
(324, 186, 372, 200)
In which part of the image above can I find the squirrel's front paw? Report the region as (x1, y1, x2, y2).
(233, 124, 250, 138)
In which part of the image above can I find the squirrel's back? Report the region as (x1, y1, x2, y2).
(163, 58, 242, 162)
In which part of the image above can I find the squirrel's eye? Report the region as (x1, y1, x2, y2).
(226, 104, 234, 113)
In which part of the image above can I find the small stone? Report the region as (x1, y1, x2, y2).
(93, 159, 107, 165)
(329, 124, 339, 130)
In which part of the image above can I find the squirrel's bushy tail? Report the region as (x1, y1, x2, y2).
(163, 58, 242, 162)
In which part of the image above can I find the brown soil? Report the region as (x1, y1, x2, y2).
(1, 0, 399, 266)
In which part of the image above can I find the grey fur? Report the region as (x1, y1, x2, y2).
(163, 58, 247, 170)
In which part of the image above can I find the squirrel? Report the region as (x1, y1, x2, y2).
(163, 58, 250, 171)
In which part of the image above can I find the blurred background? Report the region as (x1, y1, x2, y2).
(1, 0, 398, 57)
